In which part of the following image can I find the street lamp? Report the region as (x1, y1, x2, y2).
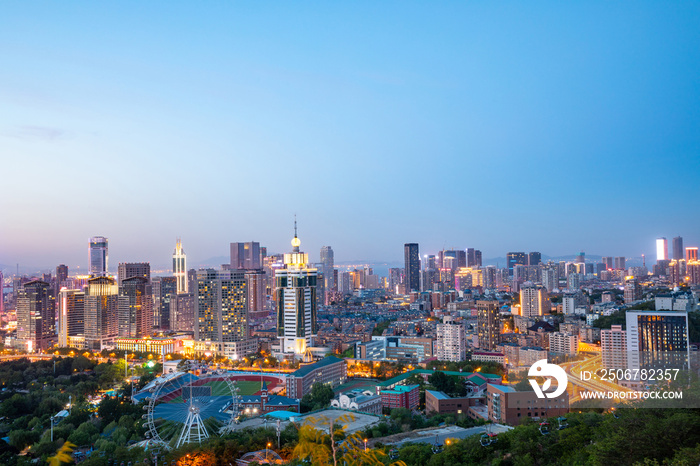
(266, 442, 272, 462)
(364, 438, 368, 452)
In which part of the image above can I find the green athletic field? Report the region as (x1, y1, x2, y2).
(203, 380, 262, 396)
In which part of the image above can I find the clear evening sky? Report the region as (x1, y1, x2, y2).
(1, 2, 699, 270)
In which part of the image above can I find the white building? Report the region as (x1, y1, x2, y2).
(274, 224, 318, 359)
(331, 389, 382, 415)
(436, 316, 466, 362)
(173, 238, 188, 294)
(549, 332, 579, 356)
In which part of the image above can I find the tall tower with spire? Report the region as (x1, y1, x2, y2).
(173, 238, 188, 294)
(274, 218, 318, 359)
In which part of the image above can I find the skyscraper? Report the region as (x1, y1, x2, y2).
(477, 300, 500, 351)
(173, 238, 188, 293)
(614, 256, 626, 270)
(436, 316, 466, 361)
(89, 236, 108, 277)
(520, 283, 551, 317)
(506, 252, 527, 276)
(624, 277, 642, 303)
(275, 225, 318, 358)
(84, 276, 122, 350)
(58, 288, 84, 347)
(672, 236, 684, 261)
(56, 264, 68, 286)
(0, 270, 3, 313)
(687, 247, 699, 262)
(230, 242, 261, 270)
(118, 277, 153, 338)
(474, 250, 482, 267)
(528, 252, 541, 266)
(195, 269, 251, 358)
(152, 276, 177, 330)
(16, 281, 55, 351)
(466, 248, 476, 267)
(320, 246, 335, 292)
(117, 262, 150, 287)
(626, 309, 689, 372)
(404, 243, 420, 292)
(602, 257, 614, 270)
(656, 237, 668, 262)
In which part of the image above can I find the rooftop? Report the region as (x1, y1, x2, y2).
(426, 389, 450, 400)
(290, 355, 345, 378)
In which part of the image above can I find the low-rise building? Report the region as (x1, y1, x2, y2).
(472, 351, 505, 365)
(487, 383, 569, 425)
(425, 390, 474, 415)
(379, 384, 419, 411)
(286, 355, 347, 399)
(331, 389, 382, 415)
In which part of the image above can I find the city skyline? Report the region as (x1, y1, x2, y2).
(2, 2, 700, 268)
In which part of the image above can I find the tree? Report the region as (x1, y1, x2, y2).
(293, 413, 407, 466)
(300, 382, 335, 412)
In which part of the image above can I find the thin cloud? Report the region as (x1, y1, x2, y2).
(3, 125, 69, 142)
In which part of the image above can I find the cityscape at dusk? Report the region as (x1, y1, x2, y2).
(1, 2, 700, 466)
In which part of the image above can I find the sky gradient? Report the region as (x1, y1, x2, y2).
(1, 2, 699, 271)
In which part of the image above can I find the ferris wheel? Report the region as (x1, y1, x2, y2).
(142, 361, 241, 449)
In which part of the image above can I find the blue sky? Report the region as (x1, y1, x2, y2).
(1, 2, 699, 270)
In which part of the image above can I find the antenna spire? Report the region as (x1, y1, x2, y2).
(294, 214, 297, 238)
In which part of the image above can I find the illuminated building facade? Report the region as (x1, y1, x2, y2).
(276, 226, 318, 358)
(58, 288, 85, 347)
(506, 252, 527, 276)
(195, 269, 252, 359)
(477, 300, 500, 351)
(624, 276, 642, 303)
(173, 239, 188, 293)
(520, 283, 550, 317)
(320, 245, 335, 294)
(626, 310, 690, 373)
(89, 236, 109, 277)
(152, 276, 177, 329)
(656, 237, 668, 262)
(687, 247, 698, 262)
(230, 242, 261, 270)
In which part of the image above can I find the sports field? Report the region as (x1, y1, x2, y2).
(202, 380, 262, 396)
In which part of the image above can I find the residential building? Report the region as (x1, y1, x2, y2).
(549, 332, 578, 356)
(601, 325, 626, 370)
(477, 300, 500, 351)
(520, 283, 550, 317)
(624, 276, 642, 303)
(436, 316, 466, 361)
(58, 288, 85, 347)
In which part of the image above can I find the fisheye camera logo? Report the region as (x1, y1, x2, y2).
(528, 359, 568, 399)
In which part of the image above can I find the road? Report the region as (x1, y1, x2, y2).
(560, 353, 635, 403)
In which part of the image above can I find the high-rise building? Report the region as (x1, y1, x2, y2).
(275, 227, 318, 358)
(404, 243, 420, 293)
(541, 267, 558, 292)
(320, 246, 335, 292)
(626, 309, 689, 371)
(58, 288, 84, 347)
(601, 325, 627, 370)
(624, 276, 642, 303)
(117, 262, 150, 287)
(230, 242, 261, 270)
(602, 257, 614, 270)
(466, 248, 476, 267)
(245, 270, 266, 318)
(118, 277, 153, 338)
(520, 283, 551, 317)
(549, 332, 579, 356)
(171, 293, 195, 332)
(474, 250, 482, 267)
(152, 276, 177, 330)
(614, 256, 626, 270)
(173, 238, 188, 293)
(506, 252, 527, 276)
(195, 269, 250, 349)
(89, 236, 108, 277)
(575, 252, 585, 264)
(16, 281, 55, 351)
(436, 316, 466, 362)
(56, 264, 68, 287)
(0, 270, 4, 313)
(656, 237, 668, 263)
(672, 236, 684, 261)
(687, 247, 699, 262)
(477, 300, 500, 351)
(84, 276, 122, 350)
(528, 252, 541, 266)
